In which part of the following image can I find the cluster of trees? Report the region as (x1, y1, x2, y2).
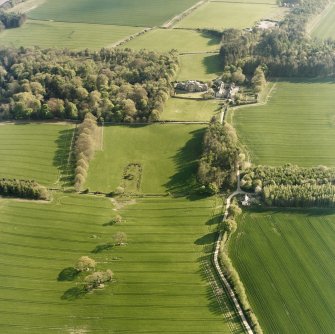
(0, 0, 27, 11)
(198, 120, 241, 194)
(74, 113, 99, 191)
(221, 65, 246, 84)
(251, 65, 266, 94)
(220, 1, 335, 77)
(0, 47, 179, 122)
(0, 178, 49, 200)
(0, 11, 26, 31)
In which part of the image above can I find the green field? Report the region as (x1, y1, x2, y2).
(0, 123, 73, 186)
(312, 3, 335, 39)
(176, 1, 283, 30)
(0, 20, 142, 50)
(177, 54, 222, 81)
(162, 98, 220, 121)
(229, 209, 335, 333)
(28, 0, 198, 27)
(85, 124, 205, 194)
(232, 79, 335, 166)
(123, 28, 220, 52)
(0, 193, 244, 333)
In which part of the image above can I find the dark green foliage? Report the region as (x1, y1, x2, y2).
(0, 11, 26, 30)
(0, 47, 179, 121)
(0, 178, 49, 200)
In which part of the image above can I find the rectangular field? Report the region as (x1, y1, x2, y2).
(0, 20, 142, 50)
(85, 124, 205, 194)
(28, 0, 199, 27)
(229, 209, 335, 334)
(176, 1, 283, 30)
(123, 28, 221, 53)
(0, 194, 243, 333)
(312, 3, 335, 39)
(232, 79, 335, 166)
(0, 123, 73, 186)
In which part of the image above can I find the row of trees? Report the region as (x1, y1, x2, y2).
(74, 113, 99, 191)
(0, 47, 179, 122)
(0, 0, 27, 11)
(0, 11, 26, 30)
(0, 178, 49, 200)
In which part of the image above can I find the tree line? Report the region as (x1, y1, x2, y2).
(0, 0, 27, 11)
(0, 178, 49, 200)
(0, 47, 179, 122)
(0, 11, 26, 30)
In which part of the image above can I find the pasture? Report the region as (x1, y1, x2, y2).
(162, 98, 221, 122)
(123, 28, 221, 53)
(176, 1, 284, 30)
(232, 79, 335, 166)
(312, 3, 335, 39)
(229, 209, 335, 334)
(85, 124, 205, 194)
(0, 123, 73, 186)
(0, 194, 244, 333)
(0, 20, 142, 50)
(28, 0, 199, 27)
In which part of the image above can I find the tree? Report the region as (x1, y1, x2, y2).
(84, 269, 113, 290)
(75, 256, 96, 272)
(113, 232, 127, 246)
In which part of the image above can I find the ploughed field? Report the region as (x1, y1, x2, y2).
(229, 209, 335, 334)
(232, 79, 335, 167)
(0, 194, 244, 333)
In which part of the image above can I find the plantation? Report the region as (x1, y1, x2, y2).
(312, 3, 335, 39)
(0, 123, 73, 186)
(0, 20, 142, 50)
(85, 124, 205, 194)
(229, 209, 335, 334)
(0, 193, 244, 333)
(28, 0, 199, 27)
(232, 79, 335, 167)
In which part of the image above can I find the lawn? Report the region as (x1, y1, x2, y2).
(85, 124, 206, 194)
(0, 123, 73, 186)
(229, 209, 335, 334)
(232, 79, 335, 166)
(176, 1, 284, 30)
(28, 0, 199, 27)
(177, 54, 222, 81)
(0, 193, 244, 333)
(0, 20, 142, 50)
(312, 3, 335, 39)
(162, 98, 221, 122)
(123, 28, 220, 53)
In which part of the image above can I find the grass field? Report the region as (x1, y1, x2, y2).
(28, 0, 198, 27)
(0, 123, 73, 186)
(232, 79, 335, 166)
(229, 209, 335, 334)
(85, 124, 205, 194)
(312, 3, 335, 39)
(176, 1, 283, 30)
(177, 54, 222, 81)
(0, 193, 244, 333)
(162, 98, 221, 121)
(0, 20, 142, 50)
(123, 28, 220, 53)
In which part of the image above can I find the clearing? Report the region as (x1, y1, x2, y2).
(232, 79, 335, 166)
(229, 208, 335, 334)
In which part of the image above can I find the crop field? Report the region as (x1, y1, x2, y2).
(0, 20, 142, 50)
(162, 98, 221, 122)
(177, 54, 222, 81)
(85, 124, 205, 194)
(312, 3, 335, 39)
(0, 123, 73, 186)
(229, 209, 335, 334)
(176, 1, 283, 30)
(28, 0, 199, 27)
(123, 28, 221, 53)
(232, 79, 335, 166)
(0, 193, 244, 333)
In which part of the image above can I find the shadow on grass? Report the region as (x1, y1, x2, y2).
(91, 242, 113, 254)
(201, 31, 221, 47)
(164, 128, 205, 196)
(194, 231, 217, 245)
(202, 54, 222, 76)
(61, 286, 87, 301)
(103, 220, 117, 227)
(206, 214, 222, 226)
(57, 267, 79, 282)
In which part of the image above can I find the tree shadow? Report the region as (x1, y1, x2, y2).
(206, 214, 222, 226)
(103, 220, 117, 227)
(57, 267, 79, 281)
(200, 31, 221, 47)
(194, 231, 217, 245)
(53, 128, 76, 188)
(202, 54, 222, 76)
(91, 242, 113, 254)
(61, 286, 87, 301)
(164, 128, 205, 196)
